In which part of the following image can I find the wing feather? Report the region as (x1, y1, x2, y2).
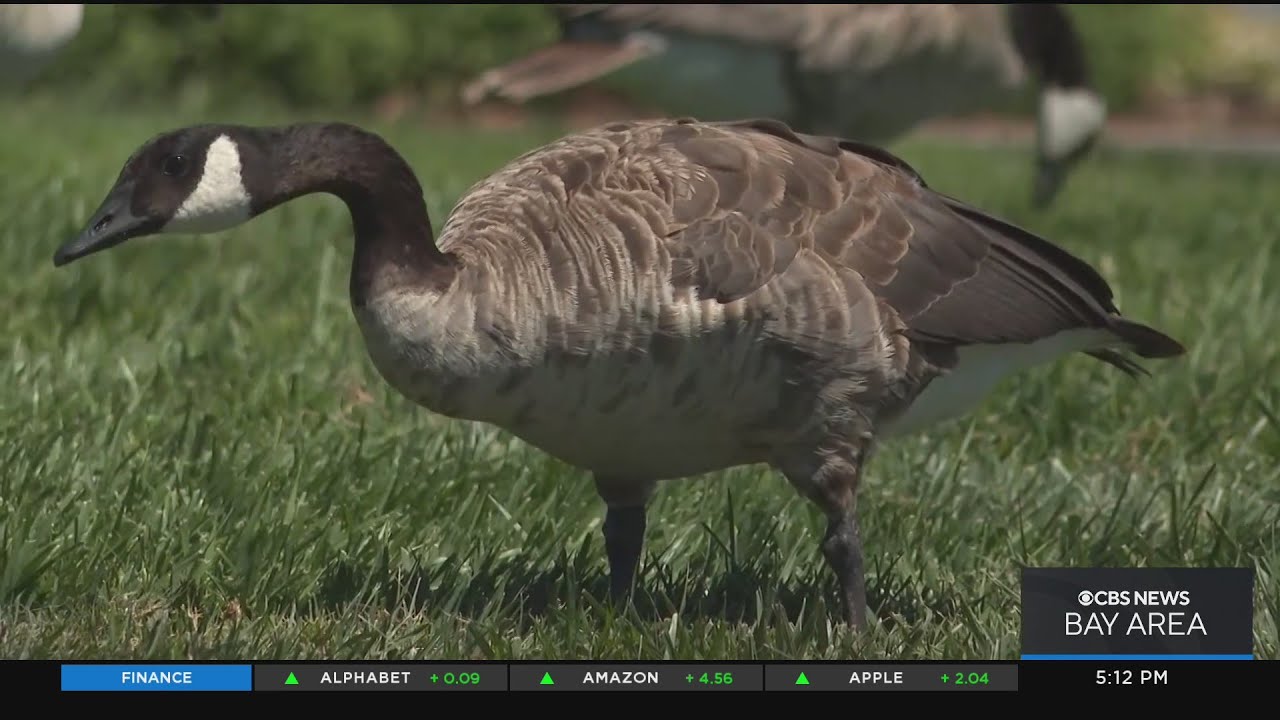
(605, 117, 1174, 367)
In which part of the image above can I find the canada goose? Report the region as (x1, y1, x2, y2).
(52, 117, 1183, 629)
(0, 4, 83, 89)
(462, 4, 1108, 208)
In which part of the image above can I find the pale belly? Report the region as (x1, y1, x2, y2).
(357, 310, 819, 480)
(594, 33, 795, 123)
(802, 50, 1025, 143)
(462, 343, 811, 480)
(878, 330, 1109, 438)
(354, 287, 1107, 480)
(507, 403, 769, 481)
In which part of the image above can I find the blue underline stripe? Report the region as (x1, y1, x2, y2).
(1021, 654, 1253, 661)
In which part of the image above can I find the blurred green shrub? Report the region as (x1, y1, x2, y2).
(1066, 4, 1215, 110)
(1176, 6, 1280, 107)
(33, 4, 558, 109)
(25, 4, 1255, 116)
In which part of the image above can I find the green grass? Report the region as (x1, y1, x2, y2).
(0, 100, 1277, 661)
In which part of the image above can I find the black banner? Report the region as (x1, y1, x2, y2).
(1021, 567, 1254, 659)
(4, 660, 1271, 694)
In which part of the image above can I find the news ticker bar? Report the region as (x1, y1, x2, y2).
(45, 658, 1273, 693)
(62, 662, 1009, 692)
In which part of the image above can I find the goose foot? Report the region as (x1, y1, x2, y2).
(822, 509, 868, 631)
(1032, 158, 1067, 209)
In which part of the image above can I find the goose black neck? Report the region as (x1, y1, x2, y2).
(256, 123, 458, 306)
(1008, 4, 1092, 90)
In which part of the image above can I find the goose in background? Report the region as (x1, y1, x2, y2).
(51, 117, 1182, 628)
(0, 4, 84, 89)
(463, 4, 1109, 208)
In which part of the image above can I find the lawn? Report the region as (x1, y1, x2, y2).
(1, 100, 1276, 661)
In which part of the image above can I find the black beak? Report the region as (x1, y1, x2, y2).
(53, 181, 153, 267)
(1031, 131, 1101, 210)
(1032, 159, 1067, 209)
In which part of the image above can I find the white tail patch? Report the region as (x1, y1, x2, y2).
(1038, 87, 1107, 161)
(881, 328, 1111, 438)
(164, 134, 252, 234)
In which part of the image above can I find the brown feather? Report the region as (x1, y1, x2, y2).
(363, 115, 1184, 480)
(632, 117, 1164, 364)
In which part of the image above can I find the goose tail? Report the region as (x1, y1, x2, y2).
(1088, 317, 1185, 379)
(1110, 317, 1186, 360)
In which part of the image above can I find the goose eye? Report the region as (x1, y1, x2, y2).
(162, 154, 188, 177)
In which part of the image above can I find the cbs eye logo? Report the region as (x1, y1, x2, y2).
(1077, 590, 1130, 606)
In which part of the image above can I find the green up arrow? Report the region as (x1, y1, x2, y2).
(795, 672, 810, 686)
(540, 672, 555, 686)
(285, 672, 299, 686)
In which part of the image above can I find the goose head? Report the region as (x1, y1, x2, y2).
(55, 122, 455, 310)
(54, 125, 264, 266)
(1032, 84, 1106, 208)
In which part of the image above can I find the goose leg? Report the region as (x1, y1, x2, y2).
(603, 505, 646, 601)
(781, 442, 871, 630)
(823, 501, 867, 630)
(594, 476, 655, 602)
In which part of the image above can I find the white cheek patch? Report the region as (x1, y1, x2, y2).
(163, 134, 252, 234)
(1039, 87, 1107, 161)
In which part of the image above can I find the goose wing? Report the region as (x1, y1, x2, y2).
(631, 118, 1181, 368)
(556, 4, 996, 72)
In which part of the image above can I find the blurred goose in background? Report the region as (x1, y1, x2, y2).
(52, 116, 1181, 628)
(462, 4, 1108, 208)
(0, 4, 84, 89)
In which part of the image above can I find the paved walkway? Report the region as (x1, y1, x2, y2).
(449, 88, 1280, 159)
(916, 113, 1280, 158)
